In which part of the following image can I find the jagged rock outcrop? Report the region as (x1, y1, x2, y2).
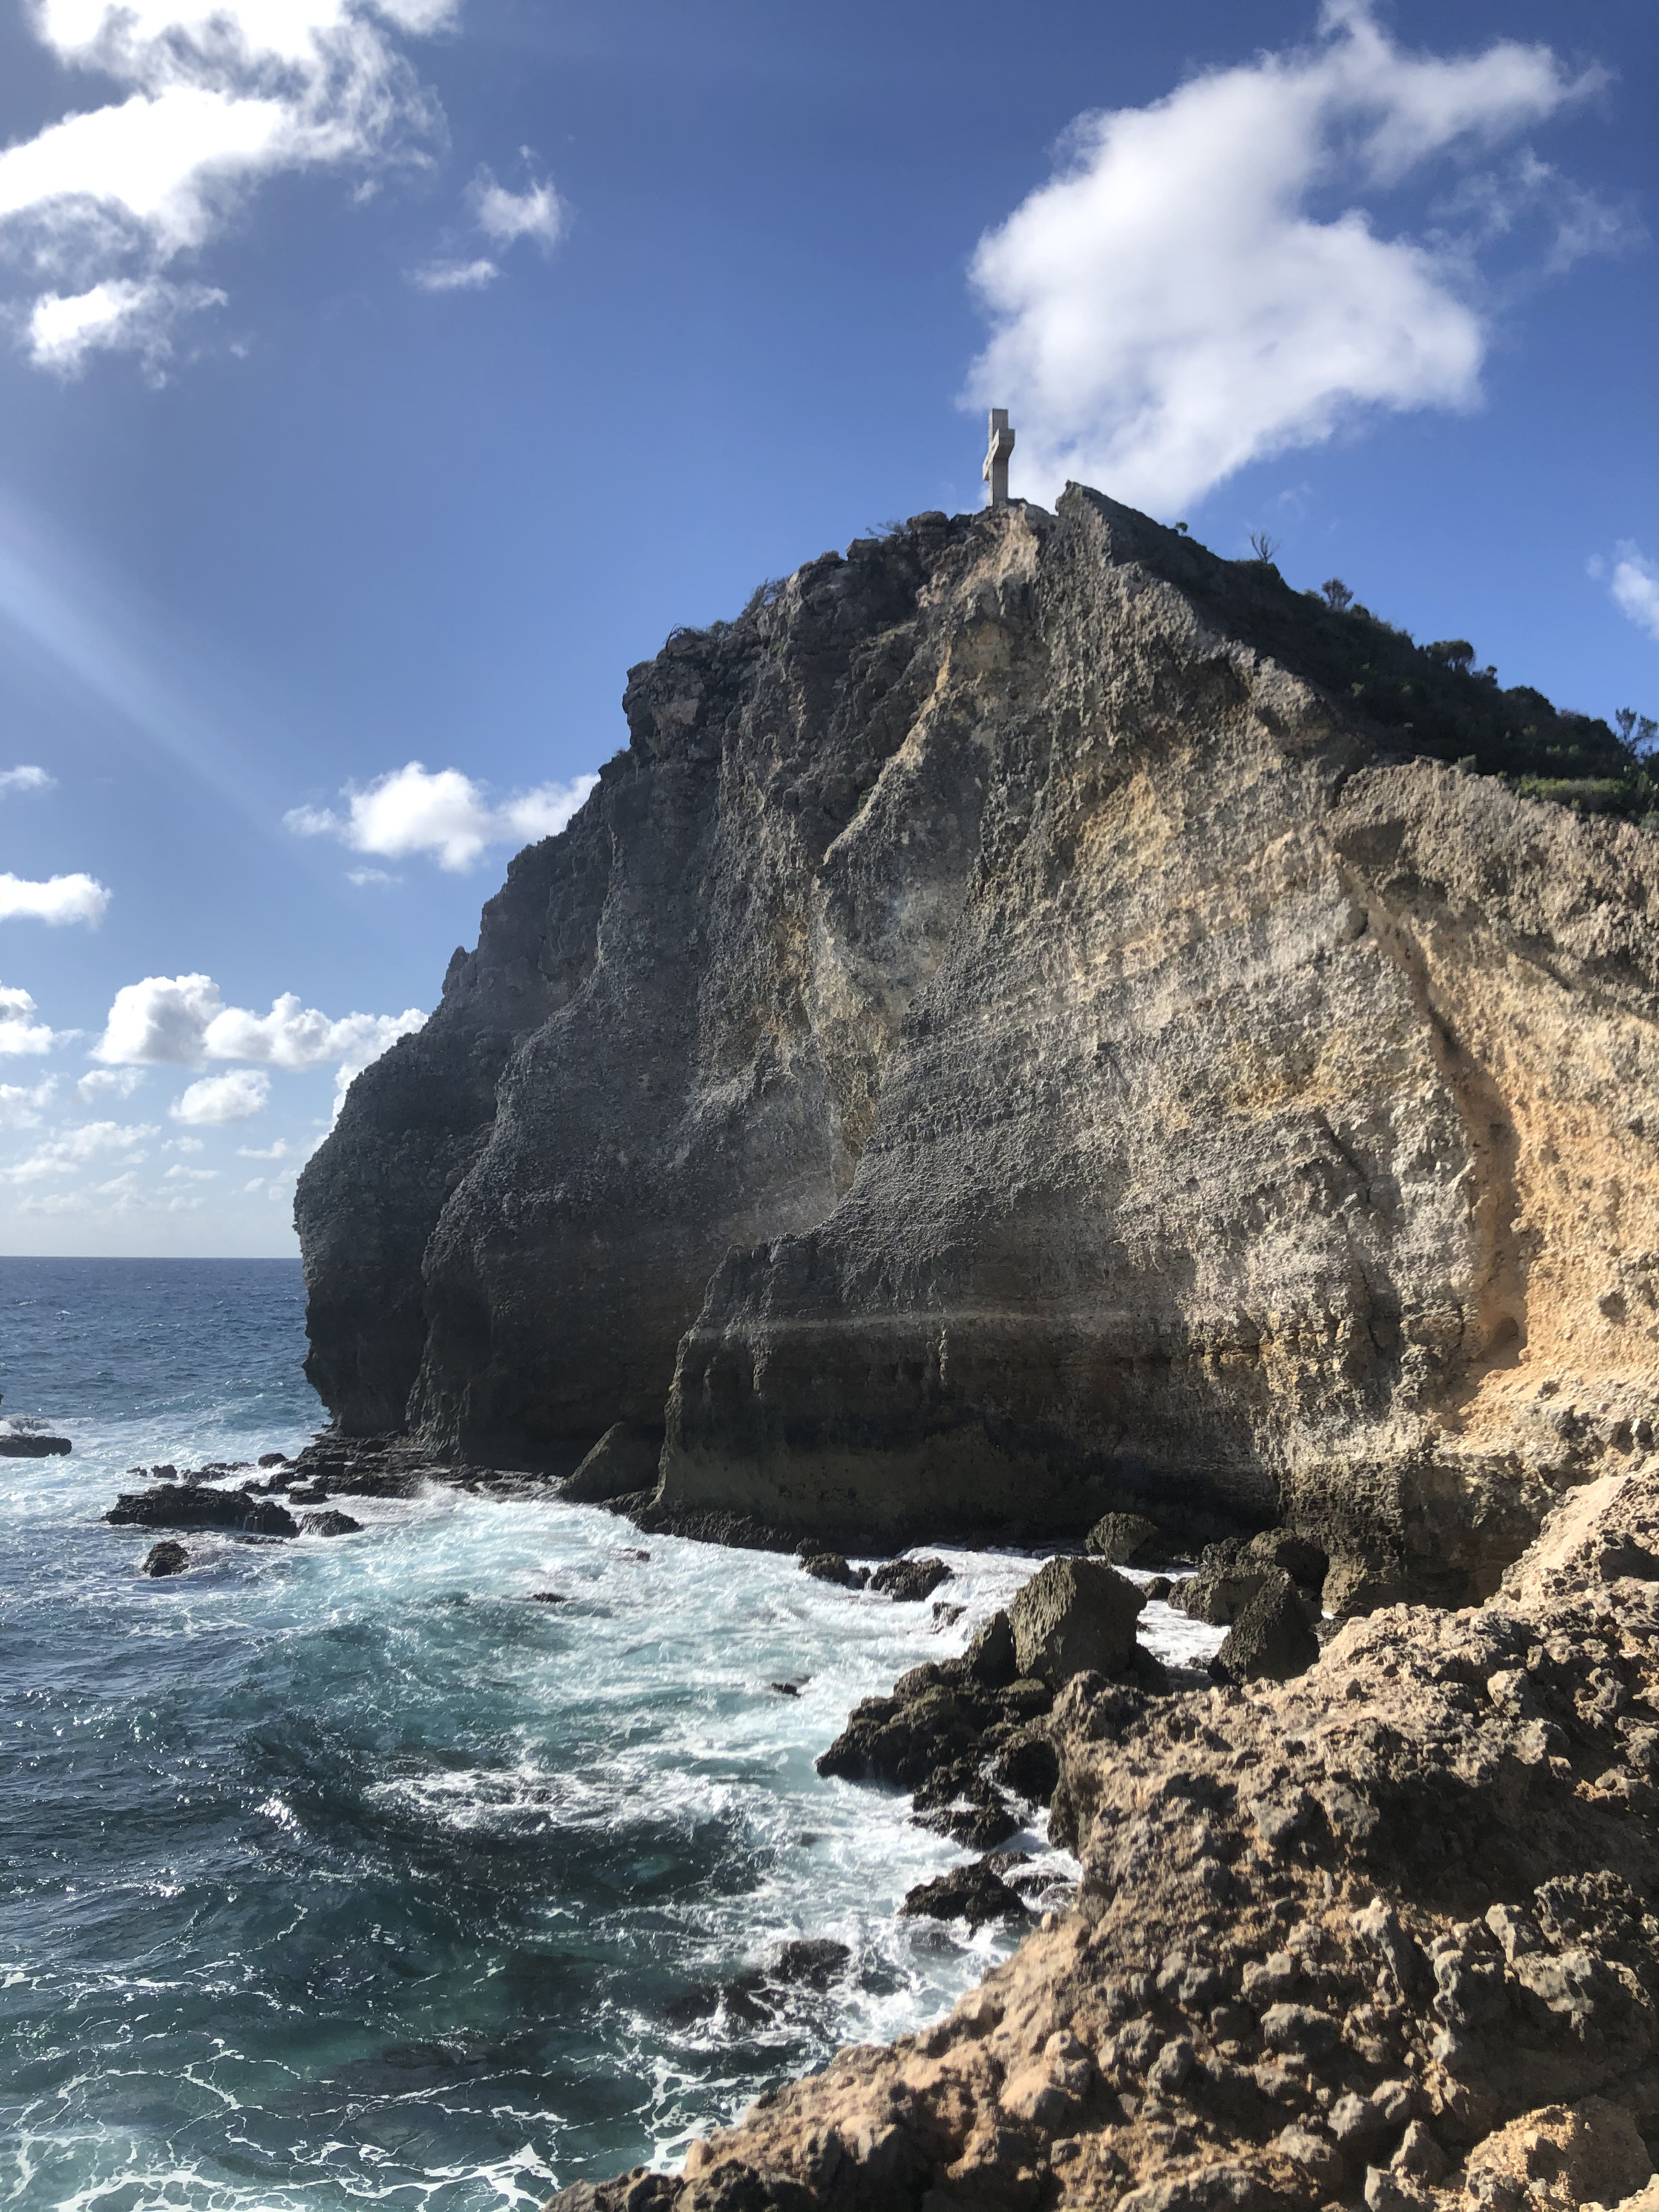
(544, 1465, 1659, 2212)
(298, 488, 1659, 1601)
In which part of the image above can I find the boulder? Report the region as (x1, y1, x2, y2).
(1212, 1569, 1320, 1683)
(105, 1483, 298, 1537)
(1177, 1528, 1327, 1626)
(900, 1859, 1028, 1931)
(0, 1428, 71, 1457)
(963, 1609, 1018, 1687)
(1009, 1557, 1146, 1685)
(141, 1541, 189, 1577)
(799, 1550, 862, 1588)
(300, 1509, 362, 1536)
(869, 1556, 952, 1602)
(563, 1422, 664, 1504)
(1085, 1512, 1160, 1565)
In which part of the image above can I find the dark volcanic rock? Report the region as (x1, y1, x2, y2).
(0, 1428, 71, 1457)
(868, 1556, 952, 1602)
(799, 1550, 862, 1588)
(301, 488, 1659, 1607)
(900, 1859, 1028, 1930)
(300, 1509, 362, 1537)
(141, 1540, 189, 1577)
(106, 1484, 299, 1537)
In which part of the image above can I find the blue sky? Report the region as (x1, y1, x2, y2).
(1, 0, 1655, 1257)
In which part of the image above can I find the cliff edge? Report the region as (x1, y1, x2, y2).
(296, 488, 1659, 1608)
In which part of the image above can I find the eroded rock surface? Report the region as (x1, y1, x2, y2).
(299, 488, 1659, 1601)
(547, 1467, 1659, 2212)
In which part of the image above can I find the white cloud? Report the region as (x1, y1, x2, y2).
(470, 168, 562, 250)
(95, 971, 221, 1063)
(202, 993, 425, 1070)
(171, 1067, 269, 1124)
(163, 1161, 217, 1180)
(347, 867, 400, 886)
(241, 1174, 266, 1192)
(0, 1075, 56, 1126)
(0, 871, 111, 925)
(79, 1065, 145, 1100)
(1594, 542, 1659, 644)
(286, 759, 598, 871)
(0, 0, 457, 373)
(236, 1137, 292, 1159)
(410, 256, 498, 293)
(170, 1133, 205, 1152)
(0, 765, 54, 795)
(0, 984, 56, 1055)
(965, 1, 1603, 512)
(3, 1117, 156, 1181)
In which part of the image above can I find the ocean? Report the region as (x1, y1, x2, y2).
(0, 1259, 1217, 2211)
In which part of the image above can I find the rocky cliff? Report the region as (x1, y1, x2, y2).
(295, 488, 1659, 1606)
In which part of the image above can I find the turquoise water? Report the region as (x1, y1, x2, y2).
(2, 1260, 1084, 2211)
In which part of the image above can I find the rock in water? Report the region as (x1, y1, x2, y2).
(1211, 1568, 1319, 1682)
(141, 1541, 189, 1577)
(868, 1556, 952, 1601)
(899, 1860, 1027, 1930)
(299, 1509, 362, 1536)
(0, 1428, 71, 1457)
(296, 488, 1659, 1605)
(105, 1483, 299, 1538)
(1084, 1511, 1160, 1564)
(1009, 1557, 1146, 1684)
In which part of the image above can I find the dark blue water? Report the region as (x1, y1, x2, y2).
(1, 1260, 1067, 2211)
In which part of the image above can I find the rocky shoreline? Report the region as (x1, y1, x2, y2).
(548, 1467, 1659, 2212)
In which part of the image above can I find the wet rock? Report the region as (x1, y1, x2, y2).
(1211, 1569, 1320, 1683)
(932, 1599, 966, 1627)
(287, 1483, 332, 1504)
(799, 1551, 862, 1588)
(529, 1591, 568, 1604)
(106, 1483, 299, 1538)
(0, 1427, 72, 1457)
(900, 1859, 1027, 1930)
(988, 1725, 1060, 1803)
(257, 1452, 289, 1468)
(868, 1556, 952, 1602)
(300, 1510, 362, 1536)
(1086, 1512, 1160, 1564)
(141, 1540, 189, 1577)
(1145, 1574, 1175, 1601)
(564, 1422, 664, 1504)
(1009, 1557, 1146, 1684)
(769, 1681, 800, 1697)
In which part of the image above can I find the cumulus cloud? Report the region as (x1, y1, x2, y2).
(0, 871, 111, 925)
(0, 765, 54, 795)
(0, 984, 56, 1055)
(0, 0, 457, 373)
(286, 760, 598, 871)
(171, 1067, 269, 1124)
(94, 972, 221, 1063)
(965, 1, 1608, 512)
(93, 973, 422, 1070)
(1593, 543, 1659, 643)
(163, 1161, 217, 1180)
(236, 1137, 293, 1159)
(3, 1117, 156, 1181)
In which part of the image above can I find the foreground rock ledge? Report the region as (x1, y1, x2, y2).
(548, 1469, 1659, 2212)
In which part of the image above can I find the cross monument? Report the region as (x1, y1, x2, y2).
(983, 409, 1015, 507)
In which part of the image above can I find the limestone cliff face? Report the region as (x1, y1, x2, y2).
(295, 488, 1659, 1601)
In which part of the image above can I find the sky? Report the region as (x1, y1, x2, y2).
(0, 0, 1655, 1258)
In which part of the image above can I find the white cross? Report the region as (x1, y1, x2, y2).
(983, 409, 1015, 507)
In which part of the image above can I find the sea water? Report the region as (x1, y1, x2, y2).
(0, 1259, 1222, 2211)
